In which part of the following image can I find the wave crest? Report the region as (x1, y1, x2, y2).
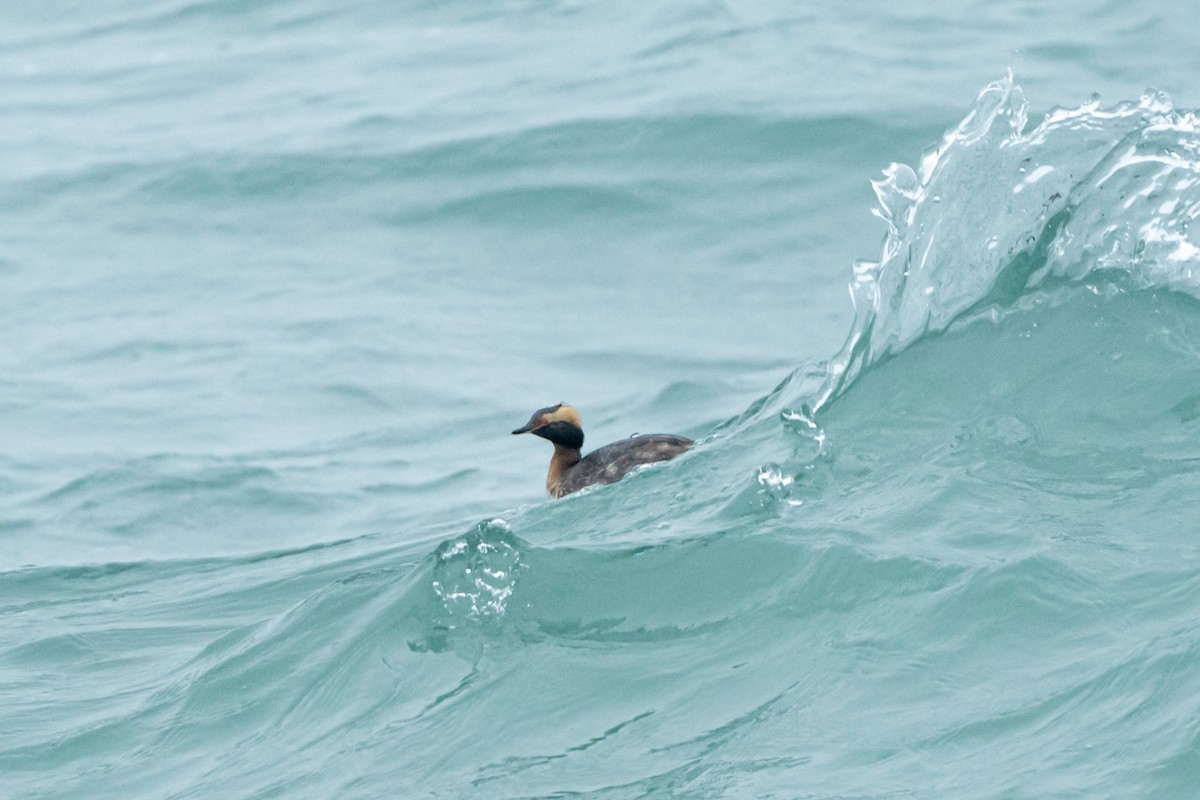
(808, 73, 1200, 411)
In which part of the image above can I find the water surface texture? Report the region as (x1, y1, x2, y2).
(4, 2, 1200, 798)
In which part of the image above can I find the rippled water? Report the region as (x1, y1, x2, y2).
(5, 2, 1200, 798)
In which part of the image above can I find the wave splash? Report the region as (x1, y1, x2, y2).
(430, 519, 524, 623)
(804, 73, 1200, 412)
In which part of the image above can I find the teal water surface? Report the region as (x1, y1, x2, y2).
(4, 2, 1200, 798)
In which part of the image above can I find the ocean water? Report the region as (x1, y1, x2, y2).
(4, 2, 1200, 798)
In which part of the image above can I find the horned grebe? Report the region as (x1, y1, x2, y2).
(512, 403, 692, 497)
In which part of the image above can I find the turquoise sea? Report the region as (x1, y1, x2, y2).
(5, 2, 1200, 797)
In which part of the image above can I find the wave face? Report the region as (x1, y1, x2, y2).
(6, 5, 1200, 798)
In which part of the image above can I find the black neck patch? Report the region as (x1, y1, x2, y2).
(534, 420, 584, 449)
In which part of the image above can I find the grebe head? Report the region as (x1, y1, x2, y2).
(512, 403, 585, 449)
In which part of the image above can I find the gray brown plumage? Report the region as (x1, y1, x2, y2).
(512, 403, 692, 498)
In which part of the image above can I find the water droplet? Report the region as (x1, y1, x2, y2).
(432, 519, 524, 622)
